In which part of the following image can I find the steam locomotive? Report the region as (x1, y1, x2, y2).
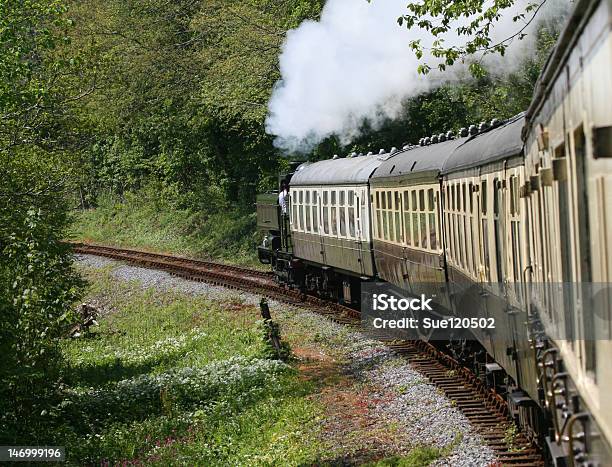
(256, 0, 612, 464)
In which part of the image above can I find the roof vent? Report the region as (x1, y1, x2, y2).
(460, 127, 468, 137)
(424, 137, 431, 145)
(446, 130, 455, 140)
(332, 154, 339, 159)
(431, 135, 439, 144)
(469, 124, 478, 135)
(490, 118, 500, 128)
(367, 151, 373, 156)
(390, 146, 398, 154)
(478, 121, 490, 132)
(438, 133, 447, 142)
(379, 149, 385, 154)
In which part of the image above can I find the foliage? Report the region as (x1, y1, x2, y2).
(259, 319, 292, 361)
(366, 446, 442, 466)
(0, 0, 86, 443)
(55, 266, 322, 464)
(394, 0, 550, 74)
(73, 184, 260, 266)
(67, 0, 325, 207)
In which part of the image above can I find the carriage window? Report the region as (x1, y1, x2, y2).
(305, 202, 311, 232)
(458, 216, 464, 267)
(462, 184, 466, 212)
(312, 203, 318, 233)
(449, 214, 456, 263)
(387, 191, 392, 210)
(418, 213, 426, 249)
(340, 208, 347, 236)
(412, 212, 419, 247)
(418, 190, 424, 211)
(428, 189, 434, 211)
(360, 193, 366, 237)
(305, 191, 310, 205)
(451, 185, 455, 211)
(411, 191, 417, 211)
(388, 211, 394, 242)
(348, 190, 354, 206)
(299, 204, 304, 231)
(323, 191, 328, 205)
(331, 190, 336, 205)
(404, 191, 412, 245)
(323, 205, 329, 234)
(331, 205, 338, 235)
(482, 220, 490, 280)
(339, 190, 345, 206)
(469, 183, 473, 212)
(429, 213, 437, 250)
(381, 191, 387, 209)
(348, 206, 355, 237)
(395, 191, 401, 210)
(493, 179, 500, 216)
(481, 180, 487, 214)
(382, 211, 389, 240)
(395, 211, 402, 242)
(456, 184, 461, 212)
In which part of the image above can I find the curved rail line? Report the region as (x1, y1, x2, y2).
(73, 242, 544, 465)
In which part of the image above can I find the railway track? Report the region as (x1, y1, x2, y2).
(73, 242, 544, 466)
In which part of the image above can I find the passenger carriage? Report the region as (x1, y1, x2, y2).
(523, 0, 612, 460)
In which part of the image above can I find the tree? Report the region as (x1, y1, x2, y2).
(0, 0, 84, 442)
(394, 0, 553, 74)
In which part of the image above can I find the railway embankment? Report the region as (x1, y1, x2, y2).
(64, 254, 495, 465)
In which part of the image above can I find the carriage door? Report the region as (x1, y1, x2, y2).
(572, 127, 595, 374)
(493, 177, 506, 287)
(551, 142, 574, 353)
(355, 189, 366, 277)
(319, 189, 328, 265)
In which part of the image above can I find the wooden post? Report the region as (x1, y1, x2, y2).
(260, 298, 282, 357)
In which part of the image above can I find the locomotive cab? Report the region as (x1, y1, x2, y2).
(256, 162, 305, 286)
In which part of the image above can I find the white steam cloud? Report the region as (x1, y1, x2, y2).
(266, 0, 568, 153)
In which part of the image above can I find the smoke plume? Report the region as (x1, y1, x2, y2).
(266, 0, 568, 154)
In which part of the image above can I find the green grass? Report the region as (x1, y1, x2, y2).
(54, 266, 322, 465)
(71, 187, 261, 267)
(366, 446, 443, 467)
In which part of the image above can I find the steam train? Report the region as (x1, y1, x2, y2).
(256, 0, 612, 464)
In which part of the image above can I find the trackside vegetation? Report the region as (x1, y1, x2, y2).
(73, 186, 261, 266)
(56, 267, 323, 465)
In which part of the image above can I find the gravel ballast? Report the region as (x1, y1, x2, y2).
(76, 253, 496, 466)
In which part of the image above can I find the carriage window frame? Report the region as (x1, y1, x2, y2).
(312, 190, 319, 233)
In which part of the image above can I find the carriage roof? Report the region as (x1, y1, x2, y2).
(290, 153, 391, 186)
(441, 114, 525, 175)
